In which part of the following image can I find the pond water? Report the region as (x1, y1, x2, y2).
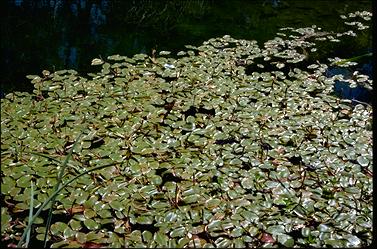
(328, 63, 372, 104)
(1, 0, 372, 100)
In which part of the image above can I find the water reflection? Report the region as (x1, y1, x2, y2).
(58, 45, 78, 68)
(90, 3, 106, 26)
(264, 0, 281, 8)
(1, 0, 372, 95)
(70, 2, 78, 17)
(327, 63, 372, 104)
(14, 0, 23, 7)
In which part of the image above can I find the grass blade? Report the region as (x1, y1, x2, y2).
(42, 132, 83, 248)
(26, 151, 83, 174)
(333, 52, 372, 65)
(17, 160, 122, 247)
(25, 181, 34, 248)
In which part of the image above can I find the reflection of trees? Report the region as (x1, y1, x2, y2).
(121, 0, 210, 29)
(12, 0, 211, 30)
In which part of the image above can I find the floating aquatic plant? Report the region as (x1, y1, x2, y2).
(0, 10, 372, 248)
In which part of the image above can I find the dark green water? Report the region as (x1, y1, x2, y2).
(0, 0, 372, 95)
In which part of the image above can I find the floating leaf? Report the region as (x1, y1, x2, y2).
(109, 200, 124, 211)
(170, 227, 186, 237)
(91, 58, 104, 66)
(241, 177, 254, 189)
(142, 230, 153, 242)
(50, 222, 68, 235)
(63, 227, 76, 239)
(83, 219, 99, 230)
(356, 155, 369, 167)
(182, 194, 200, 204)
(215, 237, 231, 247)
(154, 231, 168, 247)
(277, 234, 294, 247)
(84, 209, 97, 219)
(69, 219, 82, 231)
(1, 208, 12, 233)
(136, 215, 154, 225)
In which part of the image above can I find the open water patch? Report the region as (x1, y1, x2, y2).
(327, 61, 372, 105)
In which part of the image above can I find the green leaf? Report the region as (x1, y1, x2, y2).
(1, 177, 15, 194)
(16, 175, 33, 188)
(207, 220, 222, 232)
(177, 237, 189, 247)
(51, 240, 69, 248)
(150, 175, 163, 185)
(69, 219, 82, 231)
(50, 222, 68, 235)
(98, 209, 112, 218)
(84, 209, 97, 219)
(1, 208, 12, 233)
(170, 227, 186, 237)
(205, 198, 221, 209)
(137, 215, 154, 225)
(109, 152, 123, 162)
(63, 227, 76, 239)
(345, 187, 360, 194)
(164, 211, 178, 223)
(345, 234, 361, 247)
(356, 155, 369, 167)
(74, 232, 86, 244)
(109, 200, 124, 211)
(241, 210, 258, 223)
(230, 226, 244, 238)
(215, 237, 231, 247)
(142, 230, 153, 243)
(267, 225, 285, 235)
(277, 234, 294, 247)
(318, 224, 330, 232)
(83, 219, 99, 230)
(182, 194, 200, 204)
(241, 177, 254, 189)
(325, 239, 345, 247)
(301, 227, 311, 237)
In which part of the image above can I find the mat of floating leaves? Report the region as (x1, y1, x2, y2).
(1, 11, 372, 248)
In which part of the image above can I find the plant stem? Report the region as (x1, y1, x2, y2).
(42, 132, 83, 248)
(17, 161, 122, 248)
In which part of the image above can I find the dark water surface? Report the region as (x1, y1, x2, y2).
(1, 0, 372, 95)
